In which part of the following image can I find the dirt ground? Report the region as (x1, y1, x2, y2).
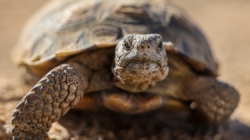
(0, 0, 250, 139)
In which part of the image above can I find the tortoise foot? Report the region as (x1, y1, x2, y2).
(184, 77, 239, 124)
(11, 63, 88, 139)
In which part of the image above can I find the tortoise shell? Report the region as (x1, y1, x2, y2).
(14, 0, 218, 77)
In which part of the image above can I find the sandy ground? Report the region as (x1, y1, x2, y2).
(0, 0, 250, 139)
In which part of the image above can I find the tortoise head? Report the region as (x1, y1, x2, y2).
(113, 34, 169, 92)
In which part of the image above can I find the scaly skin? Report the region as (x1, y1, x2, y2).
(183, 76, 240, 124)
(11, 63, 90, 140)
(114, 34, 169, 92)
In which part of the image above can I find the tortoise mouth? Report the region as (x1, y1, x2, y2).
(123, 58, 162, 68)
(115, 58, 166, 79)
(124, 59, 162, 67)
(113, 59, 169, 92)
(125, 61, 160, 73)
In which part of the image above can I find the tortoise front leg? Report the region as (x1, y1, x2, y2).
(183, 76, 239, 125)
(11, 63, 91, 140)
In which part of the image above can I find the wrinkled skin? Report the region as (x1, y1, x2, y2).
(113, 34, 169, 92)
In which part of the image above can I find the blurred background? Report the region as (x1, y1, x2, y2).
(0, 0, 250, 126)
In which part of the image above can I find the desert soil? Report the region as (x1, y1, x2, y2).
(0, 0, 250, 139)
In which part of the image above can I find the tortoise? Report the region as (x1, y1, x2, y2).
(11, 0, 239, 139)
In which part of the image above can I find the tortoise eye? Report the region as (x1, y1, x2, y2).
(123, 41, 130, 51)
(157, 41, 163, 51)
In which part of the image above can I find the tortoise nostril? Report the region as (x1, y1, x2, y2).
(147, 46, 150, 48)
(141, 46, 144, 49)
